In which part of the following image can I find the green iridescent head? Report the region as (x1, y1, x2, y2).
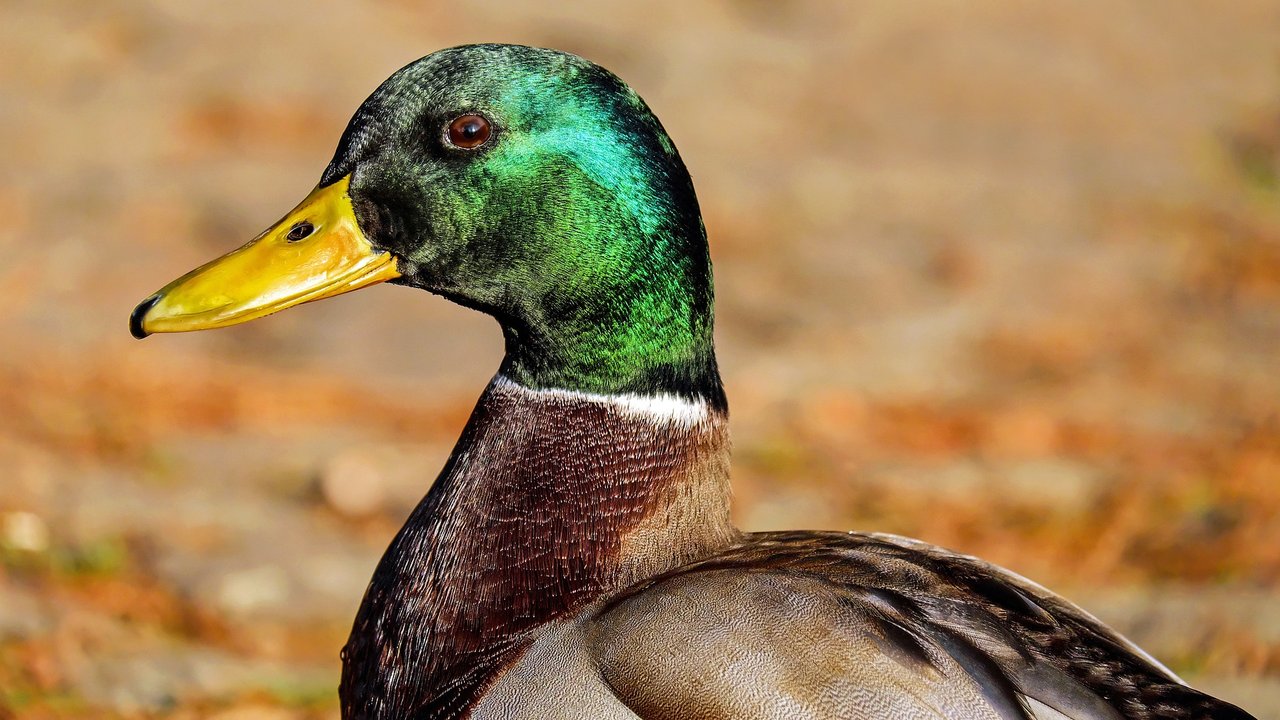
(132, 44, 723, 407)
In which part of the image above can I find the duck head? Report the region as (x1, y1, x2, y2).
(132, 44, 724, 407)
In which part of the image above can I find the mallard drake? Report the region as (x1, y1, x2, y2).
(130, 44, 1254, 720)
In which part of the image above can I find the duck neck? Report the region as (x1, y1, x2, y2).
(339, 374, 736, 719)
(490, 262, 727, 409)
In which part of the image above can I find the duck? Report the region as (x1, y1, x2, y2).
(130, 44, 1255, 720)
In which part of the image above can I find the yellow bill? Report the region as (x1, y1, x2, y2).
(130, 175, 399, 339)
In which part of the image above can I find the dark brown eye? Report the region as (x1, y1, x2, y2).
(286, 221, 314, 242)
(447, 114, 492, 149)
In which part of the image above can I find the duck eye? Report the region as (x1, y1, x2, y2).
(446, 114, 492, 150)
(286, 221, 314, 242)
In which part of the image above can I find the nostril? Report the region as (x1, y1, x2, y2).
(286, 221, 315, 242)
(130, 295, 160, 339)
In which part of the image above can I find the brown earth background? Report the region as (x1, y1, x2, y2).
(2, 1, 1279, 718)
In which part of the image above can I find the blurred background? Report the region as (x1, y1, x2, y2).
(2, 1, 1279, 717)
